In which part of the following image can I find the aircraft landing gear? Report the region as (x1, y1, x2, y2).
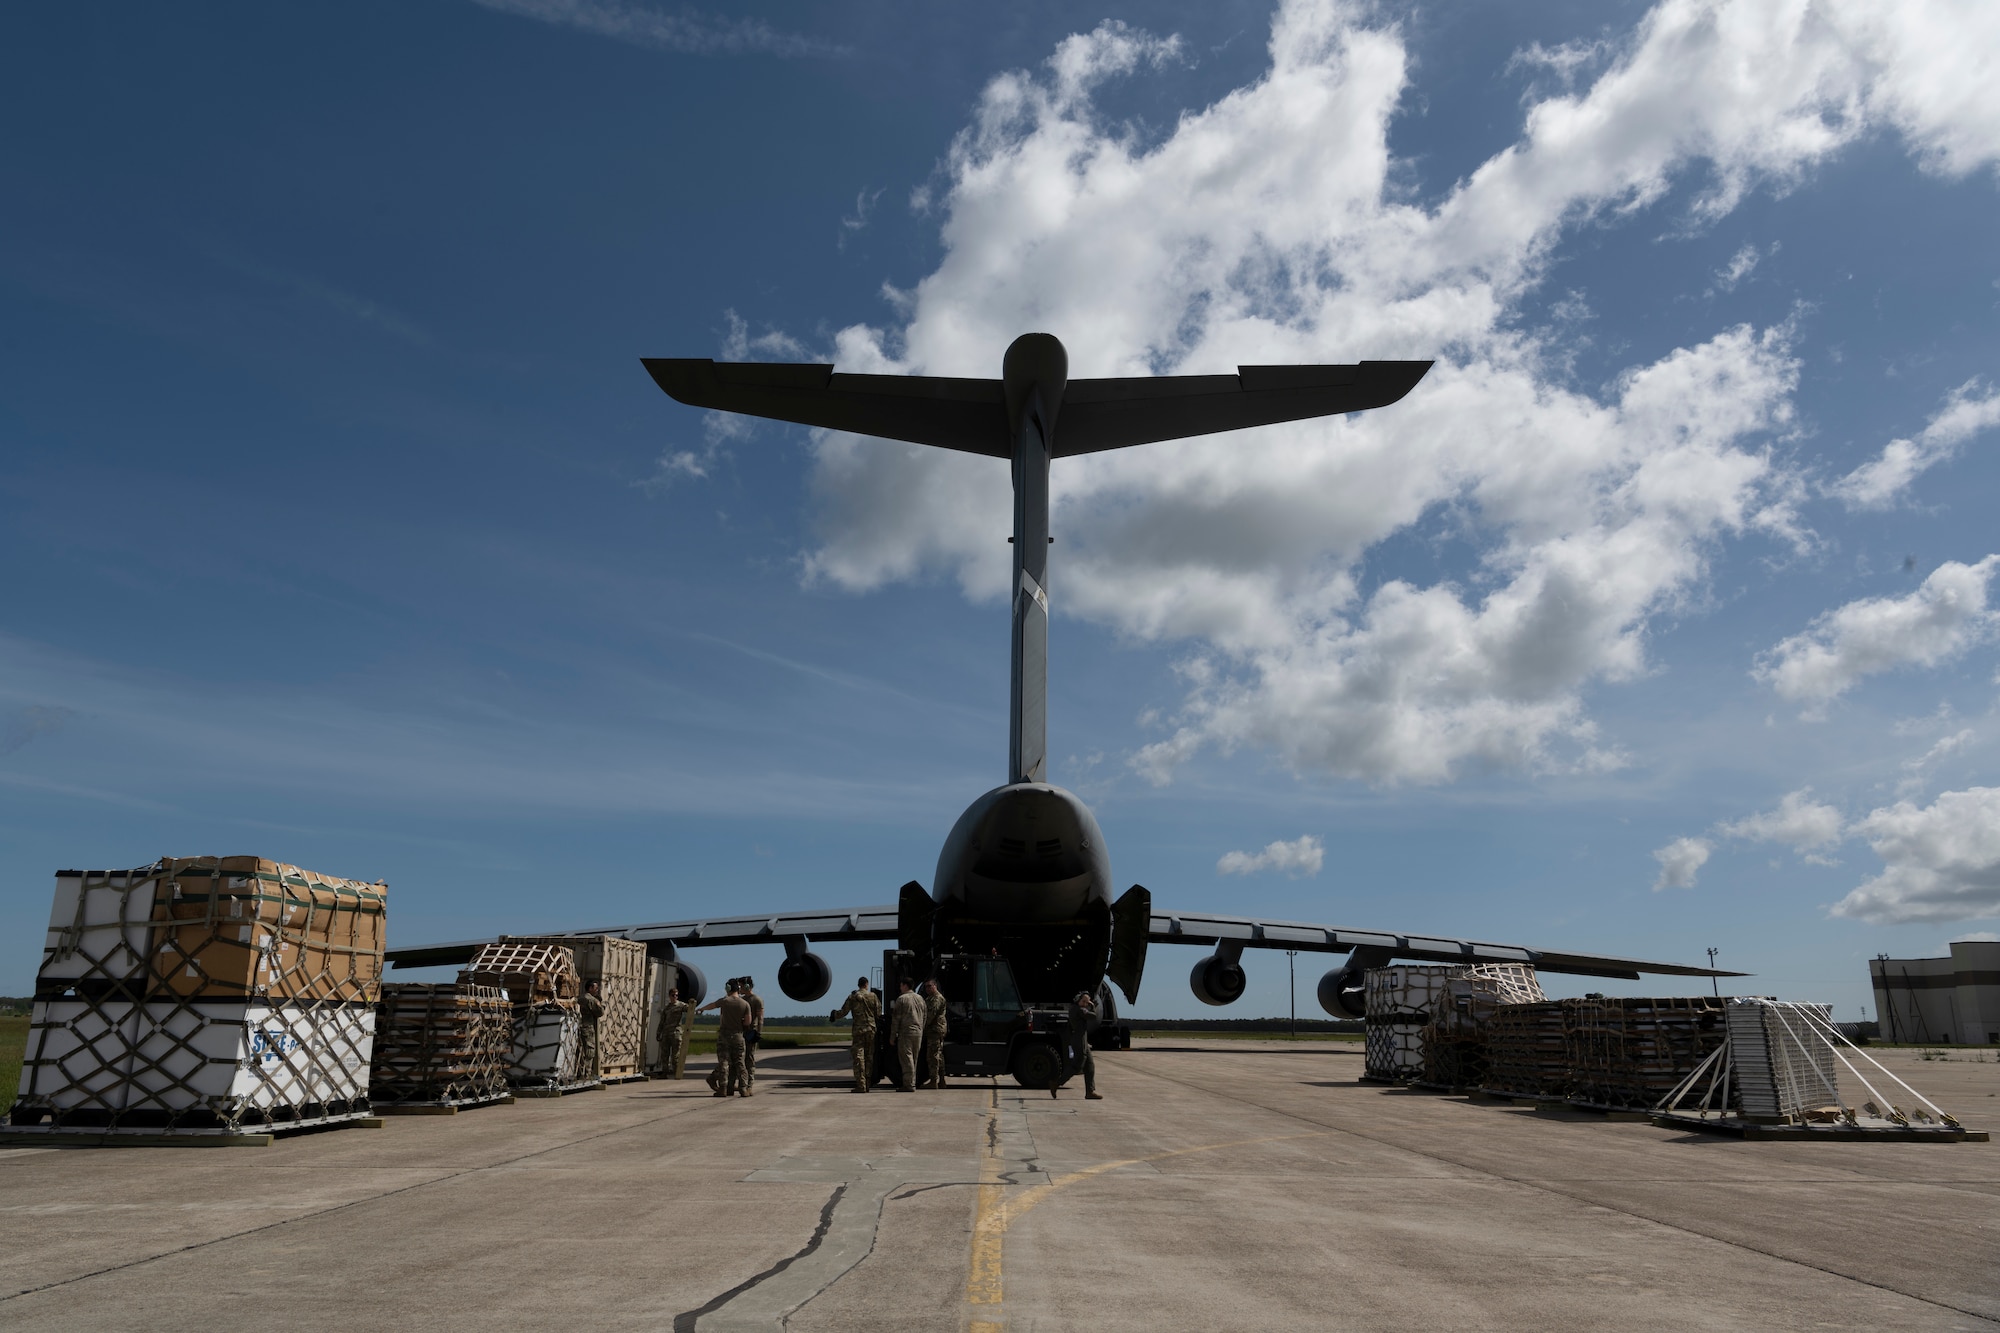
(1010, 1040, 1065, 1090)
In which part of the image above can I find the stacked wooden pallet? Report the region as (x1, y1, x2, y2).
(1564, 996, 1727, 1111)
(1478, 1001, 1568, 1099)
(370, 983, 514, 1109)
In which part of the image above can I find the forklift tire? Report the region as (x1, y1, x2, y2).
(1010, 1041, 1066, 1089)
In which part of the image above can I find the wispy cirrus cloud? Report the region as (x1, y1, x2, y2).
(469, 0, 845, 58)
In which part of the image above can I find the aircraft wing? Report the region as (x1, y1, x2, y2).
(640, 358, 1433, 457)
(382, 904, 902, 970)
(1146, 907, 1743, 980)
(387, 899, 1734, 981)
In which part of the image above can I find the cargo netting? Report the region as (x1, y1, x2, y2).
(370, 983, 514, 1106)
(458, 941, 593, 1090)
(1477, 1001, 1569, 1099)
(13, 858, 387, 1133)
(1562, 996, 1728, 1111)
(1658, 999, 1966, 1132)
(1417, 965, 1548, 1089)
(492, 935, 646, 1079)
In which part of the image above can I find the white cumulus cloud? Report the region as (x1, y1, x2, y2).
(1755, 556, 1999, 708)
(795, 0, 2000, 786)
(1652, 836, 1712, 891)
(1217, 834, 1325, 878)
(1718, 787, 1846, 851)
(1833, 786, 2000, 923)
(1830, 379, 2000, 510)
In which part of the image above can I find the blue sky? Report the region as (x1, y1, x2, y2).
(4, 0, 1997, 1021)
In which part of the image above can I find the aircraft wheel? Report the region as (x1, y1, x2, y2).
(1010, 1041, 1065, 1089)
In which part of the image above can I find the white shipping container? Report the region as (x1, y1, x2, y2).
(37, 868, 164, 986)
(12, 998, 375, 1132)
(509, 1005, 585, 1088)
(1364, 966, 1465, 1080)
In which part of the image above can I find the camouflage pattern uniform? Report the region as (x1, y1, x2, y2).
(741, 984, 765, 1093)
(921, 983, 948, 1089)
(714, 993, 752, 1097)
(831, 984, 880, 1092)
(578, 987, 606, 1083)
(657, 995, 690, 1079)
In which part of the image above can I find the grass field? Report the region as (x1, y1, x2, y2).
(684, 1026, 847, 1058)
(1130, 1029, 1362, 1043)
(1, 1015, 27, 1115)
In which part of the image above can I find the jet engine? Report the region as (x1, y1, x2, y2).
(671, 961, 708, 1008)
(778, 947, 833, 1003)
(1189, 949, 1247, 1006)
(1317, 947, 1394, 1019)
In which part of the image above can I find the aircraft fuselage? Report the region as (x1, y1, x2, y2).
(930, 782, 1113, 1005)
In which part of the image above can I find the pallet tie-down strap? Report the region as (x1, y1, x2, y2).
(1785, 1003, 1960, 1128)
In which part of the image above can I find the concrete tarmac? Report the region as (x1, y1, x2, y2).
(1, 1040, 1995, 1331)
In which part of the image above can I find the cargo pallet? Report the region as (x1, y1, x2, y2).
(511, 1081, 603, 1098)
(1653, 1113, 1987, 1142)
(1, 1112, 385, 1148)
(376, 1094, 515, 1115)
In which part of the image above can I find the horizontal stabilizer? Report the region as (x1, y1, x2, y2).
(643, 359, 1009, 457)
(642, 358, 1434, 457)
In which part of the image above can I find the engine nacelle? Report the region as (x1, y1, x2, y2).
(1317, 947, 1393, 1019)
(672, 961, 708, 1009)
(778, 950, 833, 1003)
(1189, 953, 1247, 1006)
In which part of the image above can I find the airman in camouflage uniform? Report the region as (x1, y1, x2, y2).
(740, 977, 765, 1093)
(578, 980, 606, 1084)
(920, 978, 948, 1089)
(657, 987, 690, 1079)
(830, 977, 880, 1092)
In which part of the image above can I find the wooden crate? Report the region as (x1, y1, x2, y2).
(498, 935, 646, 1075)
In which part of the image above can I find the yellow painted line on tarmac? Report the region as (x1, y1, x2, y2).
(963, 1092, 1331, 1328)
(966, 1086, 1006, 1312)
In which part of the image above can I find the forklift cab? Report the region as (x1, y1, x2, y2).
(879, 949, 1080, 1088)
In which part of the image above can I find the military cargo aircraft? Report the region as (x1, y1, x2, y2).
(387, 333, 1734, 1072)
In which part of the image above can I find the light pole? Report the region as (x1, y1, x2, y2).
(1706, 947, 1720, 998)
(1287, 950, 1298, 1040)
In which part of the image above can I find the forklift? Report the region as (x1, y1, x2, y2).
(871, 948, 1125, 1088)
